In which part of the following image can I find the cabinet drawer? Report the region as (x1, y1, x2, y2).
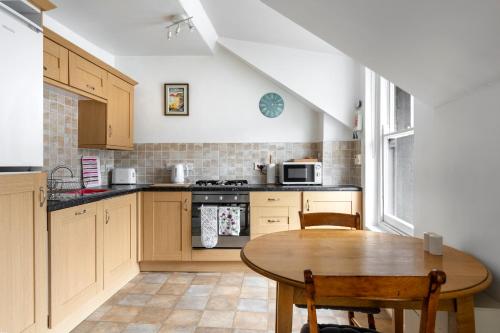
(250, 192, 300, 207)
(251, 206, 290, 235)
(69, 52, 107, 98)
(43, 37, 68, 84)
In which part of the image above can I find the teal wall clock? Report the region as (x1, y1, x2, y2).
(259, 92, 284, 118)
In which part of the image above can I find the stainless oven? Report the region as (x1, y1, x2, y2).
(280, 162, 322, 185)
(191, 192, 250, 249)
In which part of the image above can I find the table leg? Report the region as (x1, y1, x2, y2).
(452, 296, 475, 333)
(276, 282, 294, 333)
(392, 308, 404, 333)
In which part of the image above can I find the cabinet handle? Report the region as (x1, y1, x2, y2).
(105, 210, 110, 224)
(39, 186, 46, 207)
(183, 198, 188, 211)
(86, 84, 95, 90)
(75, 209, 87, 216)
(267, 219, 280, 223)
(306, 199, 310, 212)
(43, 66, 47, 71)
(267, 198, 280, 202)
(108, 125, 112, 137)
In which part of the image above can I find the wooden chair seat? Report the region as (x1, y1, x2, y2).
(295, 304, 380, 314)
(301, 323, 378, 333)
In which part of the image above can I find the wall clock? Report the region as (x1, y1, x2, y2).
(259, 92, 284, 118)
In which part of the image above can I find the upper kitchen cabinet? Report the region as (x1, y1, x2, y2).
(106, 74, 134, 148)
(78, 75, 134, 150)
(43, 36, 68, 84)
(68, 51, 107, 99)
(43, 28, 137, 150)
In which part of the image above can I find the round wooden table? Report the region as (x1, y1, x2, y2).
(241, 230, 491, 333)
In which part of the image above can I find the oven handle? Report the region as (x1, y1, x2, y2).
(196, 207, 246, 211)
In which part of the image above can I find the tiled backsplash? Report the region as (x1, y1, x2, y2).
(115, 142, 360, 185)
(44, 85, 361, 186)
(43, 85, 114, 184)
(114, 142, 322, 184)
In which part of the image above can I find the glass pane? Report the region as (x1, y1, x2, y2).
(385, 134, 414, 223)
(395, 86, 412, 131)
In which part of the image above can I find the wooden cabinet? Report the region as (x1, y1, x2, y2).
(143, 192, 192, 261)
(103, 194, 137, 288)
(49, 202, 103, 327)
(78, 75, 134, 150)
(43, 37, 68, 84)
(68, 52, 107, 99)
(0, 172, 47, 333)
(106, 74, 134, 148)
(302, 191, 363, 227)
(43, 29, 137, 150)
(250, 192, 301, 239)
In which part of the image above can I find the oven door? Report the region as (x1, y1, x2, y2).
(191, 203, 250, 249)
(282, 164, 316, 184)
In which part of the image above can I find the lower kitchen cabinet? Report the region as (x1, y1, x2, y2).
(302, 191, 363, 227)
(49, 202, 103, 327)
(48, 194, 138, 328)
(250, 192, 301, 239)
(0, 172, 47, 333)
(142, 192, 192, 261)
(103, 194, 137, 288)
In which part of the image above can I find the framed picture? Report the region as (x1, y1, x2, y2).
(164, 83, 189, 116)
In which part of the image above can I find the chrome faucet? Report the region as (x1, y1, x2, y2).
(50, 165, 74, 180)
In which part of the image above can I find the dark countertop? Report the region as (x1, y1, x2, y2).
(47, 183, 362, 212)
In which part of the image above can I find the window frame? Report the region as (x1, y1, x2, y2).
(379, 80, 415, 235)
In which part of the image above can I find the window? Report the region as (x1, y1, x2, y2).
(380, 79, 415, 234)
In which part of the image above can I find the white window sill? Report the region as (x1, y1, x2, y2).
(365, 221, 412, 236)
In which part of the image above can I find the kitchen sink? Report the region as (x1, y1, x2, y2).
(66, 188, 110, 195)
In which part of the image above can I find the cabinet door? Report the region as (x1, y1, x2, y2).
(302, 191, 353, 214)
(49, 202, 103, 327)
(0, 172, 47, 333)
(68, 52, 107, 98)
(43, 37, 68, 84)
(143, 192, 191, 261)
(103, 194, 137, 288)
(107, 74, 134, 149)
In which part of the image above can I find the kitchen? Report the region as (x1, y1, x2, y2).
(1, 1, 500, 333)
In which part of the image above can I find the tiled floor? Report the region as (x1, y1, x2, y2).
(72, 271, 393, 333)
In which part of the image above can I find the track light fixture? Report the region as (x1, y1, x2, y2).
(166, 16, 195, 40)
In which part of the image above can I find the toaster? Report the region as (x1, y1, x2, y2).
(112, 168, 137, 184)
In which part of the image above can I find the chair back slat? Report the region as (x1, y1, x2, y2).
(313, 275, 430, 299)
(304, 269, 446, 333)
(299, 212, 361, 230)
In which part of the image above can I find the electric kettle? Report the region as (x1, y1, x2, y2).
(171, 164, 185, 183)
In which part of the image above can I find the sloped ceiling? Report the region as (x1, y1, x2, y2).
(263, 0, 500, 107)
(47, 0, 213, 55)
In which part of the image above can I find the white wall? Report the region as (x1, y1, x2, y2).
(43, 15, 115, 66)
(218, 38, 363, 128)
(322, 114, 352, 141)
(414, 80, 500, 300)
(116, 46, 323, 143)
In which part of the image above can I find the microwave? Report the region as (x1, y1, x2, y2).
(279, 162, 322, 185)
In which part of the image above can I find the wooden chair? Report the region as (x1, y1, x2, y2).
(302, 269, 447, 333)
(299, 211, 361, 230)
(298, 211, 377, 329)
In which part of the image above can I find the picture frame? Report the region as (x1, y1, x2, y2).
(164, 83, 189, 116)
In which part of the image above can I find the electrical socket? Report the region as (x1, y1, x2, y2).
(254, 162, 265, 170)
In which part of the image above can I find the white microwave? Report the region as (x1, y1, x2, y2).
(279, 162, 322, 185)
